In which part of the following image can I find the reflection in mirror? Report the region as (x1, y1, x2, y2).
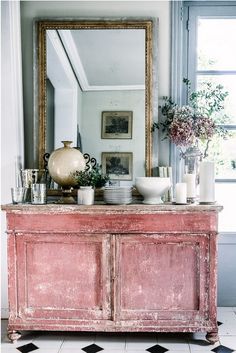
(36, 20, 154, 187)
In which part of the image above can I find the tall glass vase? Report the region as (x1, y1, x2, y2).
(180, 145, 202, 203)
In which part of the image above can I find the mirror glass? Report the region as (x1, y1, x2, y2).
(36, 20, 154, 186)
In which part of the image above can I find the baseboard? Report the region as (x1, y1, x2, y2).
(218, 232, 236, 244)
(1, 308, 9, 319)
(218, 232, 236, 306)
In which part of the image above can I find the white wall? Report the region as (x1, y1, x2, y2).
(1, 0, 24, 318)
(47, 29, 80, 149)
(54, 89, 78, 149)
(77, 85, 83, 150)
(20, 0, 171, 167)
(82, 90, 145, 185)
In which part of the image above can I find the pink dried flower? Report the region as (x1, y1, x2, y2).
(169, 116, 195, 146)
(194, 115, 215, 139)
(166, 106, 196, 146)
(154, 81, 230, 156)
(157, 102, 219, 148)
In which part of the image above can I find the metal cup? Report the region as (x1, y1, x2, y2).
(21, 169, 45, 202)
(21, 169, 40, 188)
(11, 187, 27, 204)
(31, 183, 47, 204)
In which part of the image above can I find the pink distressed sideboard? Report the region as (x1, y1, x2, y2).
(2, 203, 222, 344)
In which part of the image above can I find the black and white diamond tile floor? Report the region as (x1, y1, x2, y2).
(1, 307, 236, 353)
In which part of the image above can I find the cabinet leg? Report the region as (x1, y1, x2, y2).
(206, 331, 219, 344)
(7, 330, 21, 343)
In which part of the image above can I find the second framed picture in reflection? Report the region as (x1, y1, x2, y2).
(101, 111, 133, 139)
(102, 152, 133, 180)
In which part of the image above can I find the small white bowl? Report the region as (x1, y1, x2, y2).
(135, 177, 171, 204)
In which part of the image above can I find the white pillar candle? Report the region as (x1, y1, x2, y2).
(183, 173, 196, 198)
(199, 161, 215, 203)
(175, 183, 187, 204)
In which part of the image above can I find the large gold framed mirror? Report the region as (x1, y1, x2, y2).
(35, 18, 157, 191)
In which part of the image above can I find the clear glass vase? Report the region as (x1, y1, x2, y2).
(180, 145, 202, 203)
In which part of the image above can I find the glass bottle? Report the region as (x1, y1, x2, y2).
(181, 145, 202, 203)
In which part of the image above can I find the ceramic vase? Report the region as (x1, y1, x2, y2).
(48, 141, 86, 203)
(77, 186, 95, 205)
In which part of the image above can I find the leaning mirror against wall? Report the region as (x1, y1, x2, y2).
(35, 19, 157, 191)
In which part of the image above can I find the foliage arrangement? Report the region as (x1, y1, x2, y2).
(152, 78, 229, 156)
(73, 165, 110, 188)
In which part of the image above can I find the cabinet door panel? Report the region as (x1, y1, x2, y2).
(115, 234, 209, 321)
(16, 233, 111, 320)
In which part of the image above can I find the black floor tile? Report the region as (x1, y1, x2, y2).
(16, 343, 39, 353)
(82, 343, 104, 353)
(212, 345, 234, 353)
(146, 344, 169, 353)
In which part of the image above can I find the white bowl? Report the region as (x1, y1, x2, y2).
(135, 177, 171, 204)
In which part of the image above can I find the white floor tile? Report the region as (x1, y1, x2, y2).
(157, 341, 190, 351)
(33, 334, 63, 350)
(34, 349, 59, 353)
(189, 346, 221, 352)
(218, 323, 236, 335)
(166, 351, 190, 353)
(61, 334, 96, 349)
(102, 350, 126, 353)
(1, 348, 20, 353)
(217, 311, 236, 323)
(126, 342, 157, 350)
(217, 307, 234, 313)
(125, 335, 157, 350)
(220, 335, 236, 350)
(157, 333, 190, 351)
(125, 350, 149, 353)
(59, 349, 83, 353)
(95, 334, 126, 350)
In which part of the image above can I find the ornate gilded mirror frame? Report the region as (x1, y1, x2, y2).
(35, 18, 157, 185)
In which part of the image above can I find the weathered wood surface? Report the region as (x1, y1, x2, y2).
(2, 203, 221, 233)
(2, 203, 223, 214)
(4, 204, 221, 343)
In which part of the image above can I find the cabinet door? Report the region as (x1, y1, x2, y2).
(16, 233, 111, 321)
(114, 233, 209, 323)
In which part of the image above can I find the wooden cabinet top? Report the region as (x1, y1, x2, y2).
(2, 203, 222, 237)
(2, 203, 223, 215)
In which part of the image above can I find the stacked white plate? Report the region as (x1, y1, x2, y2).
(103, 186, 132, 205)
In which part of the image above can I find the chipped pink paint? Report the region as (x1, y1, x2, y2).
(2, 204, 222, 344)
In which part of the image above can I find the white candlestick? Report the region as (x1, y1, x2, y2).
(183, 173, 196, 198)
(199, 161, 215, 203)
(175, 183, 187, 204)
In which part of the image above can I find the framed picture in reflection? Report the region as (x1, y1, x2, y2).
(102, 152, 133, 180)
(101, 111, 133, 139)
